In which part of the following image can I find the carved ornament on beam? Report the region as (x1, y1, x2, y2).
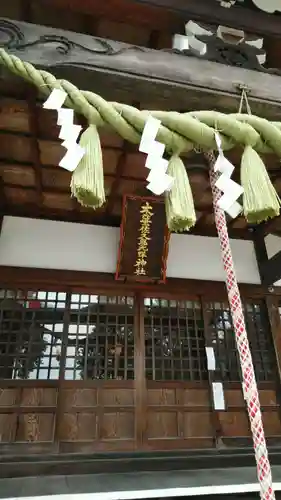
(172, 19, 272, 72)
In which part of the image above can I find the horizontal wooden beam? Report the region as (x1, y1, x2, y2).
(0, 266, 272, 297)
(0, 205, 121, 227)
(2, 18, 281, 118)
(131, 0, 281, 38)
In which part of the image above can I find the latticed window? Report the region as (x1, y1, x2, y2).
(0, 289, 66, 380)
(65, 293, 134, 380)
(205, 300, 275, 382)
(0, 289, 134, 380)
(144, 297, 208, 381)
(0, 288, 276, 383)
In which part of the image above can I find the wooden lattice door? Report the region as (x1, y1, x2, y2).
(139, 294, 214, 450)
(136, 293, 281, 451)
(0, 284, 281, 455)
(0, 288, 137, 453)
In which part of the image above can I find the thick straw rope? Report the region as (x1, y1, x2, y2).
(207, 150, 275, 500)
(2, 48, 281, 158)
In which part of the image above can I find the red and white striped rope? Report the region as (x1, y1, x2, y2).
(206, 150, 275, 500)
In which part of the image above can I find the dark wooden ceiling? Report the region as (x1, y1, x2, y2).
(1, 77, 281, 239)
(1, 0, 181, 47)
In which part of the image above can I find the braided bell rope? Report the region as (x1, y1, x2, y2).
(1, 48, 281, 158)
(207, 150, 275, 500)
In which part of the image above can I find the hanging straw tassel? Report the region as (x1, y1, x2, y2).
(165, 155, 196, 232)
(71, 125, 105, 208)
(241, 145, 280, 224)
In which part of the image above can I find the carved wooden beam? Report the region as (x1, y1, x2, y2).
(1, 18, 281, 118)
(131, 0, 281, 37)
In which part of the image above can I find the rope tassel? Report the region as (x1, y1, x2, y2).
(165, 155, 196, 232)
(241, 145, 280, 224)
(71, 125, 105, 209)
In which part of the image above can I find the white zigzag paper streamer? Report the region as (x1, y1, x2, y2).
(139, 116, 174, 195)
(43, 89, 85, 172)
(214, 132, 244, 219)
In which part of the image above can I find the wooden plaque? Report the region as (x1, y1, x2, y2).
(115, 195, 170, 283)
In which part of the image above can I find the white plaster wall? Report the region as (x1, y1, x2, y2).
(0, 216, 261, 284)
(167, 233, 260, 283)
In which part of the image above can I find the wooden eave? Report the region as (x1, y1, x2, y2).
(3, 19, 281, 118)
(10, 0, 281, 39)
(127, 0, 281, 38)
(1, 18, 281, 239)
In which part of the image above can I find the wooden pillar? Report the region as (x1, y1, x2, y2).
(0, 177, 5, 236)
(265, 295, 281, 382)
(252, 227, 269, 281)
(253, 228, 281, 386)
(0, 178, 7, 377)
(134, 292, 147, 449)
(201, 298, 224, 448)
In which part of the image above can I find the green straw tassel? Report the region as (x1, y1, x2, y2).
(165, 155, 196, 232)
(241, 145, 280, 224)
(71, 124, 105, 209)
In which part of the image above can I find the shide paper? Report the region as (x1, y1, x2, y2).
(43, 89, 85, 172)
(43, 88, 67, 110)
(139, 116, 174, 195)
(214, 132, 244, 219)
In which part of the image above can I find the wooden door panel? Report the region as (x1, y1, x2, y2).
(58, 382, 135, 451)
(147, 411, 178, 439)
(99, 387, 135, 407)
(220, 387, 251, 438)
(0, 388, 18, 406)
(183, 387, 210, 407)
(146, 382, 213, 449)
(147, 387, 176, 406)
(0, 413, 16, 442)
(60, 387, 97, 409)
(20, 387, 57, 406)
(262, 412, 281, 436)
(100, 412, 134, 439)
(219, 412, 251, 437)
(183, 412, 213, 439)
(224, 388, 245, 407)
(16, 413, 55, 441)
(59, 413, 97, 441)
(219, 386, 281, 442)
(259, 389, 278, 407)
(0, 385, 57, 446)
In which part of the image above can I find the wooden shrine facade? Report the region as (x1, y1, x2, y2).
(3, 16, 281, 241)
(0, 267, 281, 462)
(2, 0, 281, 483)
